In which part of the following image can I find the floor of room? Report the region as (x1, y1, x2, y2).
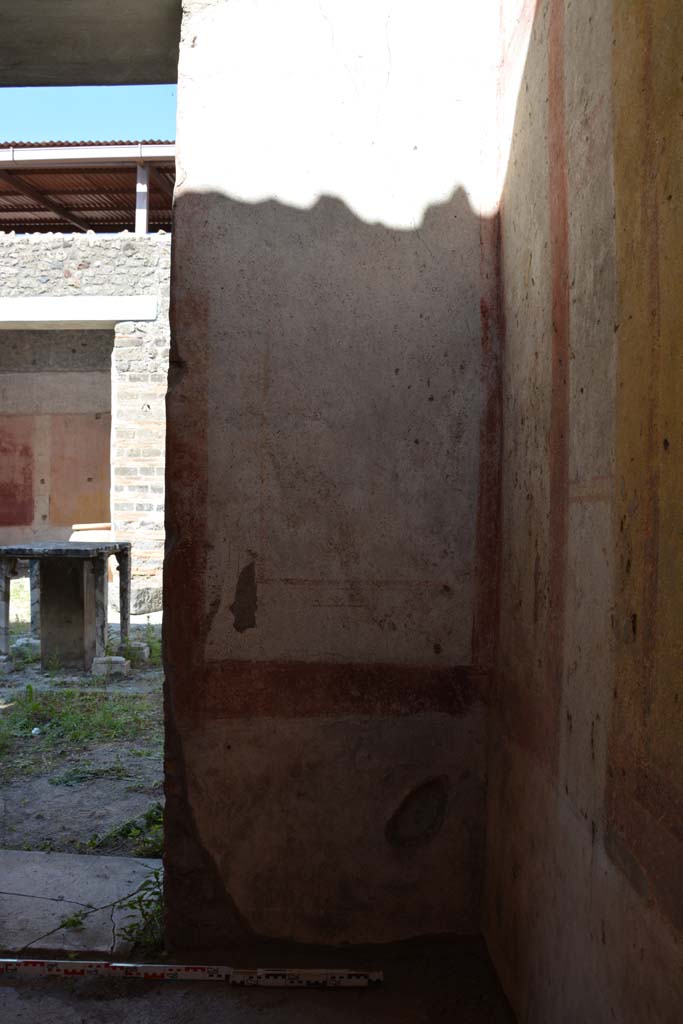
(1, 591, 515, 1021)
(0, 940, 514, 1023)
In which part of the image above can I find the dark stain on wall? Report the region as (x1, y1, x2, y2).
(386, 776, 449, 848)
(229, 560, 257, 632)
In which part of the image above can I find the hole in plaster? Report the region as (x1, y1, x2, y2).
(385, 776, 449, 849)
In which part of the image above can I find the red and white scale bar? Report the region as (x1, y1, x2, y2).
(0, 959, 383, 988)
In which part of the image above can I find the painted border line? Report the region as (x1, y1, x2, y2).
(0, 959, 383, 987)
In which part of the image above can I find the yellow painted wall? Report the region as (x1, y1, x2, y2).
(485, 0, 683, 1018)
(609, 0, 683, 933)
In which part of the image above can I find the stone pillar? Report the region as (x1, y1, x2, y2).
(0, 558, 10, 659)
(164, 0, 497, 951)
(93, 556, 108, 658)
(116, 546, 131, 645)
(29, 560, 40, 638)
(40, 558, 96, 670)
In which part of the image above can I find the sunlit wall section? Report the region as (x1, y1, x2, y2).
(163, 0, 516, 949)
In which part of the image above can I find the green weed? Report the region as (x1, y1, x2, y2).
(144, 618, 162, 666)
(0, 726, 12, 756)
(11, 642, 39, 666)
(119, 868, 164, 955)
(0, 686, 162, 782)
(1, 685, 153, 743)
(45, 652, 62, 676)
(49, 763, 130, 787)
(82, 801, 164, 858)
(125, 781, 153, 793)
(58, 869, 165, 956)
(58, 909, 87, 930)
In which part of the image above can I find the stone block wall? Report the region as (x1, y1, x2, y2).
(0, 232, 171, 613)
(111, 317, 169, 612)
(0, 232, 170, 298)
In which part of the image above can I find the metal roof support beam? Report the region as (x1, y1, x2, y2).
(0, 169, 90, 232)
(148, 163, 174, 200)
(135, 164, 149, 235)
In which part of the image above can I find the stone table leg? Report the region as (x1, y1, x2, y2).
(116, 548, 131, 645)
(93, 556, 108, 658)
(41, 558, 95, 671)
(29, 559, 40, 639)
(0, 558, 10, 658)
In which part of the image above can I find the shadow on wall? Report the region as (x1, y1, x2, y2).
(161, 185, 502, 950)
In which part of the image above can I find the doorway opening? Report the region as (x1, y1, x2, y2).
(0, 128, 173, 957)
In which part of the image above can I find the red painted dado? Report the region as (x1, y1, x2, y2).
(0, 417, 34, 527)
(173, 658, 485, 719)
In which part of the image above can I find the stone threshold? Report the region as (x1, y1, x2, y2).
(0, 849, 160, 957)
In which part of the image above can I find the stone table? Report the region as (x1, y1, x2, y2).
(0, 541, 130, 671)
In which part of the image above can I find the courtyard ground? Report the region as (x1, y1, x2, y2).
(0, 583, 515, 1020)
(1, 579, 164, 859)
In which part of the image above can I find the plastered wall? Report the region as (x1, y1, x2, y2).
(165, 0, 502, 949)
(485, 0, 683, 1019)
(0, 329, 112, 538)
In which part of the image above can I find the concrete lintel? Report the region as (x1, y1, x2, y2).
(0, 295, 157, 329)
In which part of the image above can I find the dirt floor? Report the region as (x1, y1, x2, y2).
(0, 586, 516, 1022)
(0, 939, 515, 1023)
(1, 580, 163, 858)
(0, 673, 519, 1024)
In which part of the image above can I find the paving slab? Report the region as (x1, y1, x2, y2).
(0, 850, 160, 956)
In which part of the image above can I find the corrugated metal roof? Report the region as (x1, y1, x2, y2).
(0, 142, 174, 233)
(1, 139, 174, 148)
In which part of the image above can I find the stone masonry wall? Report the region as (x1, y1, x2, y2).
(112, 316, 168, 612)
(0, 232, 171, 612)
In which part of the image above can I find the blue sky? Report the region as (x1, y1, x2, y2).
(0, 85, 177, 143)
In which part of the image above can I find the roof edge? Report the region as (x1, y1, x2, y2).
(0, 143, 175, 169)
